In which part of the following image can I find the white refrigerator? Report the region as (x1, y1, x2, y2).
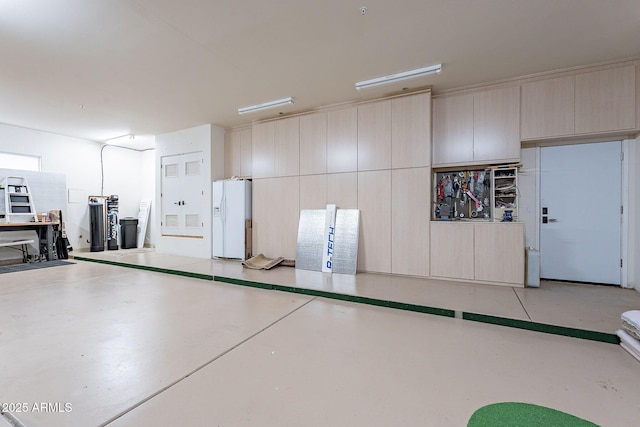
(212, 179, 252, 260)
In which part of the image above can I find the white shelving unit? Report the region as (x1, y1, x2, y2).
(1, 176, 38, 223)
(491, 166, 518, 222)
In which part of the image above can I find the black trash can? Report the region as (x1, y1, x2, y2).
(120, 217, 138, 249)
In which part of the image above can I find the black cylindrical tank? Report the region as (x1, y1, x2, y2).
(89, 202, 105, 252)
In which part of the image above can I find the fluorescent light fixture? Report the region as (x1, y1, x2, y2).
(238, 97, 294, 115)
(355, 64, 442, 90)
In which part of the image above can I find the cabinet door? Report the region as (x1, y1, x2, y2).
(300, 174, 327, 210)
(473, 86, 520, 163)
(252, 176, 299, 260)
(575, 65, 636, 134)
(474, 223, 524, 285)
(521, 76, 575, 139)
(300, 112, 327, 175)
(357, 170, 391, 273)
(358, 100, 391, 171)
(251, 122, 275, 179)
(392, 92, 431, 168)
(240, 127, 252, 178)
(432, 94, 474, 165)
(274, 116, 300, 177)
(224, 129, 241, 178)
(392, 167, 430, 277)
(429, 222, 474, 280)
(327, 107, 358, 173)
(327, 172, 358, 209)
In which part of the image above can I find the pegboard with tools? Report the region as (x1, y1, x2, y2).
(433, 165, 520, 222)
(433, 168, 492, 221)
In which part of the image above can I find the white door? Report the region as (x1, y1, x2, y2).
(161, 152, 205, 238)
(540, 141, 621, 285)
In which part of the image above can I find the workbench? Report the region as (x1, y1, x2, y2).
(0, 221, 61, 261)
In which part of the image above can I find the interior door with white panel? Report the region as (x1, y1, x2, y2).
(180, 152, 205, 237)
(161, 154, 181, 236)
(540, 141, 621, 285)
(161, 152, 205, 238)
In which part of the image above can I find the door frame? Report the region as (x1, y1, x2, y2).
(526, 140, 631, 288)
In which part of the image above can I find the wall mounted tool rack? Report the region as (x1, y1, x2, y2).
(433, 164, 520, 222)
(433, 168, 492, 221)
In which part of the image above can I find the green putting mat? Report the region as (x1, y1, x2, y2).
(468, 402, 599, 427)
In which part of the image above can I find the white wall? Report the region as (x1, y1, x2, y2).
(633, 136, 640, 291)
(519, 147, 539, 250)
(155, 123, 224, 259)
(0, 123, 155, 251)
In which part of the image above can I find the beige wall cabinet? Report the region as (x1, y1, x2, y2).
(391, 167, 430, 277)
(357, 170, 391, 274)
(521, 76, 575, 140)
(274, 116, 300, 177)
(300, 174, 327, 210)
(392, 92, 431, 168)
(432, 93, 474, 166)
(432, 87, 520, 166)
(224, 129, 240, 178)
(474, 222, 524, 285)
(300, 112, 327, 175)
(240, 129, 252, 178)
(358, 100, 391, 171)
(252, 176, 299, 260)
(430, 221, 524, 286)
(473, 86, 521, 163)
(249, 91, 435, 276)
(521, 65, 636, 140)
(251, 121, 275, 179)
(327, 107, 358, 173)
(575, 65, 636, 134)
(430, 221, 475, 280)
(327, 172, 358, 209)
(224, 127, 252, 178)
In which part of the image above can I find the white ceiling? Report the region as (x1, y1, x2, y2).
(1, 0, 639, 150)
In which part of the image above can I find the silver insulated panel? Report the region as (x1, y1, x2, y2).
(295, 210, 325, 272)
(331, 209, 360, 275)
(295, 208, 359, 275)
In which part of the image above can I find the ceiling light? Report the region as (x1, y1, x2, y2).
(238, 97, 294, 115)
(355, 64, 442, 90)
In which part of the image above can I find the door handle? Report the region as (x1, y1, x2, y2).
(548, 218, 558, 223)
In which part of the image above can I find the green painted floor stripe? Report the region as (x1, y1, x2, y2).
(463, 312, 619, 344)
(73, 256, 214, 281)
(216, 276, 455, 318)
(213, 276, 272, 290)
(71, 259, 618, 344)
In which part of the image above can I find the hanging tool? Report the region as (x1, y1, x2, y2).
(465, 190, 483, 213)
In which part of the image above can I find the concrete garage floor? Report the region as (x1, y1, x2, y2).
(1, 253, 639, 426)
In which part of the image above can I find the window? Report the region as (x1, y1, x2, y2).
(0, 152, 40, 171)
